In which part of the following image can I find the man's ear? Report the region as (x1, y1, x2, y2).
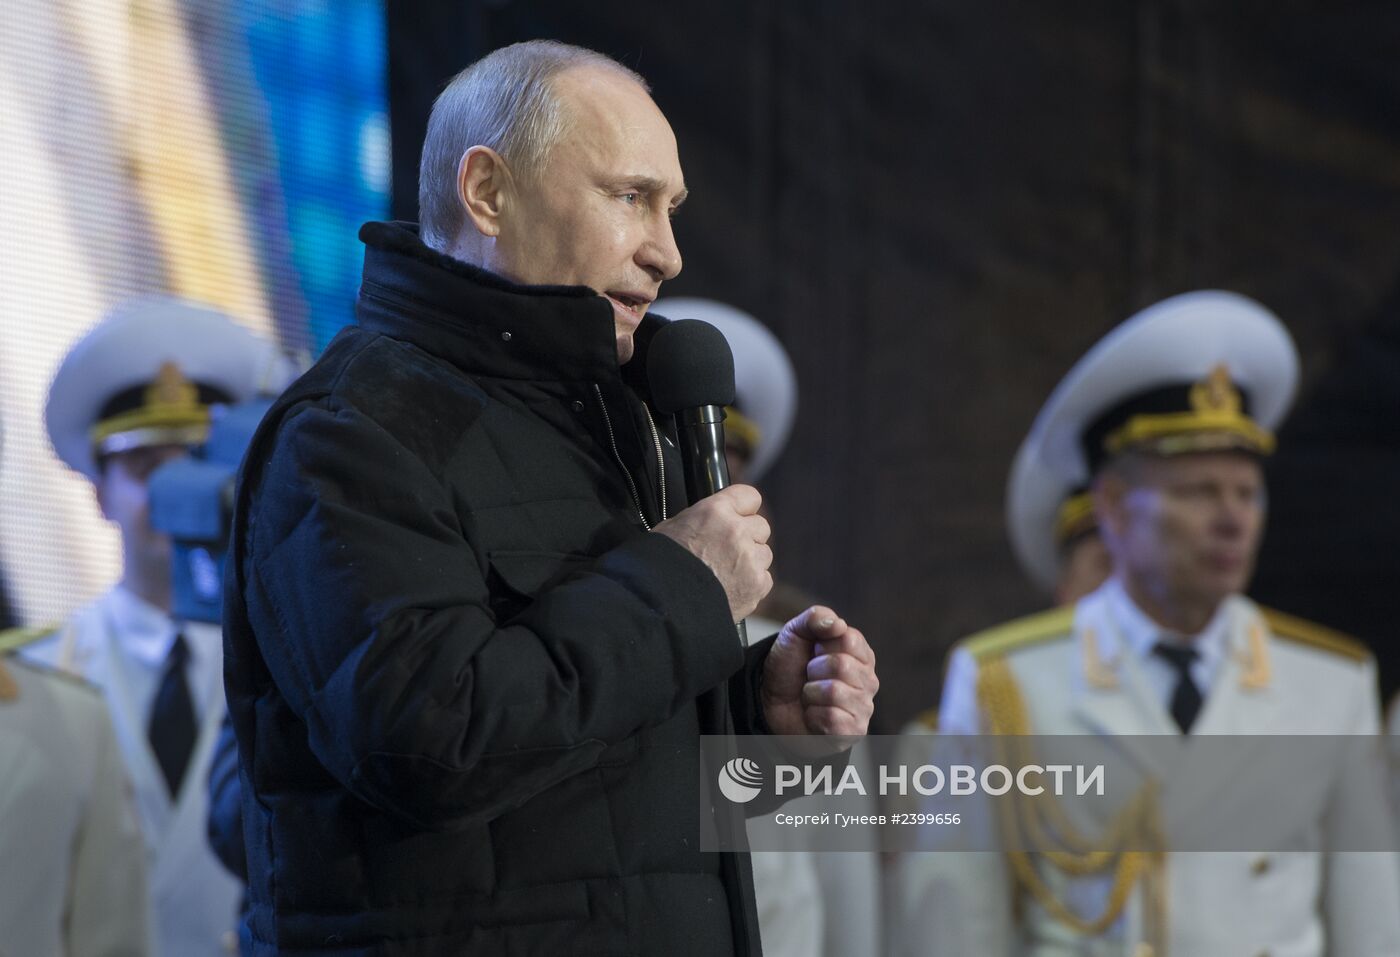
(457, 146, 512, 238)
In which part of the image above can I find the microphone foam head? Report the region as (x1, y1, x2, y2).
(647, 319, 737, 414)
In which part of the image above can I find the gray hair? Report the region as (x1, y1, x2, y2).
(418, 40, 648, 252)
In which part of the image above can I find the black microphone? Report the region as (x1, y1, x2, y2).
(647, 318, 748, 645)
(647, 318, 737, 504)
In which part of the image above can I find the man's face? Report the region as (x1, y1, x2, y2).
(490, 65, 687, 364)
(95, 444, 189, 563)
(1099, 452, 1266, 617)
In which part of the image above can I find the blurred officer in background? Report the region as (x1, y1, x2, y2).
(896, 291, 1400, 957)
(27, 297, 294, 957)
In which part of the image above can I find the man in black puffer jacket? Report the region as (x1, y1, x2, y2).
(223, 40, 879, 956)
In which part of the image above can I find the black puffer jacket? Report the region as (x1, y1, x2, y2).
(224, 221, 771, 955)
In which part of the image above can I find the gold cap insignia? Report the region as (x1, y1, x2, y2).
(1188, 364, 1242, 417)
(90, 361, 214, 455)
(1103, 362, 1274, 459)
(147, 361, 199, 410)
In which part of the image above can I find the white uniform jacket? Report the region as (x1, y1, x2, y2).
(895, 583, 1400, 957)
(0, 653, 147, 957)
(26, 588, 242, 957)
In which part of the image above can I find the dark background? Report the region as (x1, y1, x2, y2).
(387, 1, 1400, 729)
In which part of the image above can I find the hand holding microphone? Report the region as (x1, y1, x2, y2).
(647, 319, 773, 624)
(654, 485, 773, 622)
(646, 317, 877, 735)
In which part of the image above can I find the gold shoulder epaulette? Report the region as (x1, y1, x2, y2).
(0, 654, 99, 696)
(960, 606, 1075, 664)
(0, 625, 59, 656)
(0, 626, 62, 702)
(1260, 608, 1371, 663)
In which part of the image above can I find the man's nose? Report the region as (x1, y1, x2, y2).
(1215, 496, 1254, 536)
(638, 214, 682, 282)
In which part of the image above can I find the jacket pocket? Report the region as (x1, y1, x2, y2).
(486, 549, 592, 621)
(485, 549, 639, 770)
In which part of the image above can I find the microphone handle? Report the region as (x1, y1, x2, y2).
(672, 404, 749, 648)
(674, 404, 731, 501)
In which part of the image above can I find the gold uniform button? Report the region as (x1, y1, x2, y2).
(1252, 856, 1272, 876)
(1133, 945, 1155, 957)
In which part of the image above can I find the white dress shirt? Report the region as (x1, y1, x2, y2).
(1101, 576, 1228, 710)
(102, 585, 224, 729)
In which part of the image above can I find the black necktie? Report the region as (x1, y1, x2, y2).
(1152, 641, 1202, 734)
(149, 633, 197, 798)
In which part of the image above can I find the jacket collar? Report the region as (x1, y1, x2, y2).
(355, 221, 665, 396)
(1101, 576, 1230, 697)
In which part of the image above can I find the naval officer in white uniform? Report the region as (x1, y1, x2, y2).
(895, 291, 1400, 956)
(27, 297, 294, 957)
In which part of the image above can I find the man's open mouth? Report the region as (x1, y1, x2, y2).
(607, 293, 650, 315)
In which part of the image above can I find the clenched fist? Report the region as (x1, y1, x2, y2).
(653, 484, 773, 622)
(761, 606, 878, 737)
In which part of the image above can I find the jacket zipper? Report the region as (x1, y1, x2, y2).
(593, 384, 666, 529)
(643, 405, 668, 521)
